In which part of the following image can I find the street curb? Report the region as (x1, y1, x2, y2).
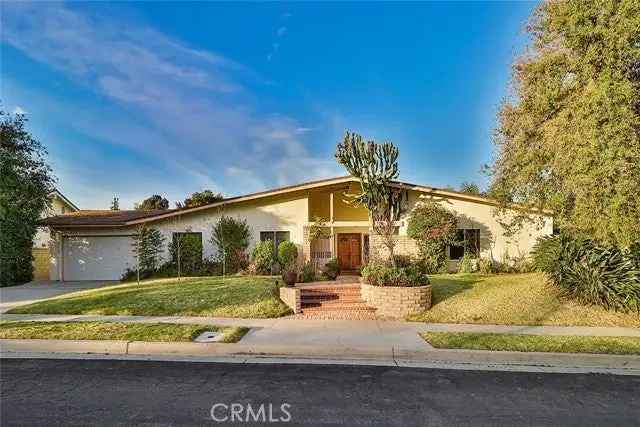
(2, 339, 639, 376)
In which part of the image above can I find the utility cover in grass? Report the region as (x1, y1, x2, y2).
(194, 331, 225, 343)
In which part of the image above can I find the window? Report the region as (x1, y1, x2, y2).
(260, 231, 290, 255)
(449, 229, 480, 260)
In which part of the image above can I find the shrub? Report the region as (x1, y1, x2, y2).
(627, 242, 640, 269)
(531, 235, 562, 273)
(300, 261, 317, 283)
(170, 231, 203, 275)
(277, 241, 298, 268)
(478, 258, 494, 274)
(457, 253, 476, 273)
(200, 258, 222, 276)
(511, 255, 534, 273)
(252, 241, 275, 274)
(406, 201, 458, 272)
(532, 234, 640, 312)
(323, 258, 340, 280)
(361, 258, 430, 287)
(392, 255, 412, 268)
(210, 216, 251, 274)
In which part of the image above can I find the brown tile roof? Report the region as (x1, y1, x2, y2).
(42, 209, 170, 226)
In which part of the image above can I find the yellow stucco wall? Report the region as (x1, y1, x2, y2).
(332, 192, 369, 221)
(308, 191, 330, 220)
(308, 183, 369, 222)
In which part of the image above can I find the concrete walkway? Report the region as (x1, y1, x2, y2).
(2, 313, 639, 374)
(2, 313, 639, 356)
(0, 281, 117, 314)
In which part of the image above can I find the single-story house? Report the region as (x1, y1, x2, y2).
(42, 176, 553, 281)
(32, 189, 79, 281)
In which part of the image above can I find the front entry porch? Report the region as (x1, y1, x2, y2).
(305, 225, 370, 275)
(336, 233, 362, 274)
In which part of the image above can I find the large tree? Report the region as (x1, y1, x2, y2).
(177, 190, 224, 209)
(335, 131, 404, 265)
(135, 195, 169, 211)
(0, 111, 56, 286)
(488, 0, 640, 246)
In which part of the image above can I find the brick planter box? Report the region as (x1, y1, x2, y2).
(279, 287, 301, 314)
(360, 283, 432, 319)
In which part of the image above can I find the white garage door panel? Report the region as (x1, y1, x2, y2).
(64, 236, 134, 281)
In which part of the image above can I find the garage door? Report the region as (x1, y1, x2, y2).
(64, 236, 134, 281)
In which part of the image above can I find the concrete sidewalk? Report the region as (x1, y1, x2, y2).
(2, 313, 640, 375)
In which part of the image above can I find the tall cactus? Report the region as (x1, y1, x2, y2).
(335, 131, 403, 265)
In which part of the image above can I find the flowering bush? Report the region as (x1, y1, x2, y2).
(406, 201, 458, 273)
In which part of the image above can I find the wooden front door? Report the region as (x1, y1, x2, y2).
(337, 234, 361, 271)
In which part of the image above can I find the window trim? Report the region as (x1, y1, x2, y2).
(259, 230, 291, 255)
(449, 228, 480, 260)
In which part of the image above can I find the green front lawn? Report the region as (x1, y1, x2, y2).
(0, 321, 249, 343)
(8, 276, 291, 318)
(409, 273, 640, 327)
(422, 331, 640, 355)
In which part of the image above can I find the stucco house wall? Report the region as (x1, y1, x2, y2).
(34, 196, 76, 249)
(389, 190, 553, 261)
(45, 177, 553, 281)
(48, 193, 309, 280)
(150, 193, 309, 261)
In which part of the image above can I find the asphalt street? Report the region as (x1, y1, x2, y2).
(1, 358, 638, 426)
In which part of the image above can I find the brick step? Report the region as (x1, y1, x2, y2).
(302, 298, 369, 307)
(297, 310, 377, 320)
(301, 294, 362, 301)
(301, 289, 361, 296)
(335, 276, 361, 283)
(301, 290, 361, 296)
(301, 296, 365, 304)
(300, 284, 361, 290)
(301, 303, 376, 312)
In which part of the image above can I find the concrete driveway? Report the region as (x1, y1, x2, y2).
(0, 281, 118, 313)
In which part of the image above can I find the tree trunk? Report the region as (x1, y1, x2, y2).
(386, 239, 396, 267)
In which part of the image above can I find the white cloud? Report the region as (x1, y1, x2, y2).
(1, 2, 334, 204)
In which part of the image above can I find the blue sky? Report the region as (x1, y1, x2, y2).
(1, 1, 535, 209)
